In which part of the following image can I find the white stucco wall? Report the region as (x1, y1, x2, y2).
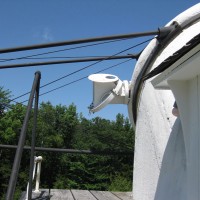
(129, 3, 200, 200)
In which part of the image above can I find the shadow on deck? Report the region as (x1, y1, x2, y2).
(20, 189, 133, 200)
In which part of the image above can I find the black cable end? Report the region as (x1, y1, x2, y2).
(127, 53, 141, 60)
(157, 21, 179, 39)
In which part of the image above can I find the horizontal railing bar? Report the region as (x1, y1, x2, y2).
(0, 144, 133, 156)
(0, 27, 173, 54)
(0, 54, 138, 69)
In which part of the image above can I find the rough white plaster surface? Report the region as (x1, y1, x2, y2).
(129, 3, 200, 200)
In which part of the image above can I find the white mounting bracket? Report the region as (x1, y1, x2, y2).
(88, 74, 130, 113)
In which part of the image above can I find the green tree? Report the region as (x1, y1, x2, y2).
(36, 102, 79, 189)
(0, 97, 134, 199)
(0, 103, 28, 200)
(0, 104, 26, 145)
(0, 86, 12, 117)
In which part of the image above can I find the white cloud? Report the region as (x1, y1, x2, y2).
(32, 27, 53, 42)
(42, 27, 53, 42)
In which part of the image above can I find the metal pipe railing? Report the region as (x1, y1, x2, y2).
(27, 72, 41, 200)
(0, 144, 134, 156)
(0, 26, 174, 54)
(6, 71, 41, 200)
(0, 54, 138, 70)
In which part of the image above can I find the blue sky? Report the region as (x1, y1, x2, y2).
(0, 1, 199, 120)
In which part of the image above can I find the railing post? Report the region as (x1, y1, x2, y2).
(6, 71, 41, 200)
(27, 71, 41, 200)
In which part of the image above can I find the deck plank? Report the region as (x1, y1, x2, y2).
(20, 189, 132, 200)
(20, 190, 50, 200)
(71, 189, 97, 200)
(112, 192, 133, 200)
(50, 189, 74, 200)
(91, 190, 121, 200)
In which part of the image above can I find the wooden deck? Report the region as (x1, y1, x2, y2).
(20, 189, 133, 200)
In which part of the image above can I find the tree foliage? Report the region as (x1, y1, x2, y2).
(0, 87, 134, 199)
(0, 87, 12, 117)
